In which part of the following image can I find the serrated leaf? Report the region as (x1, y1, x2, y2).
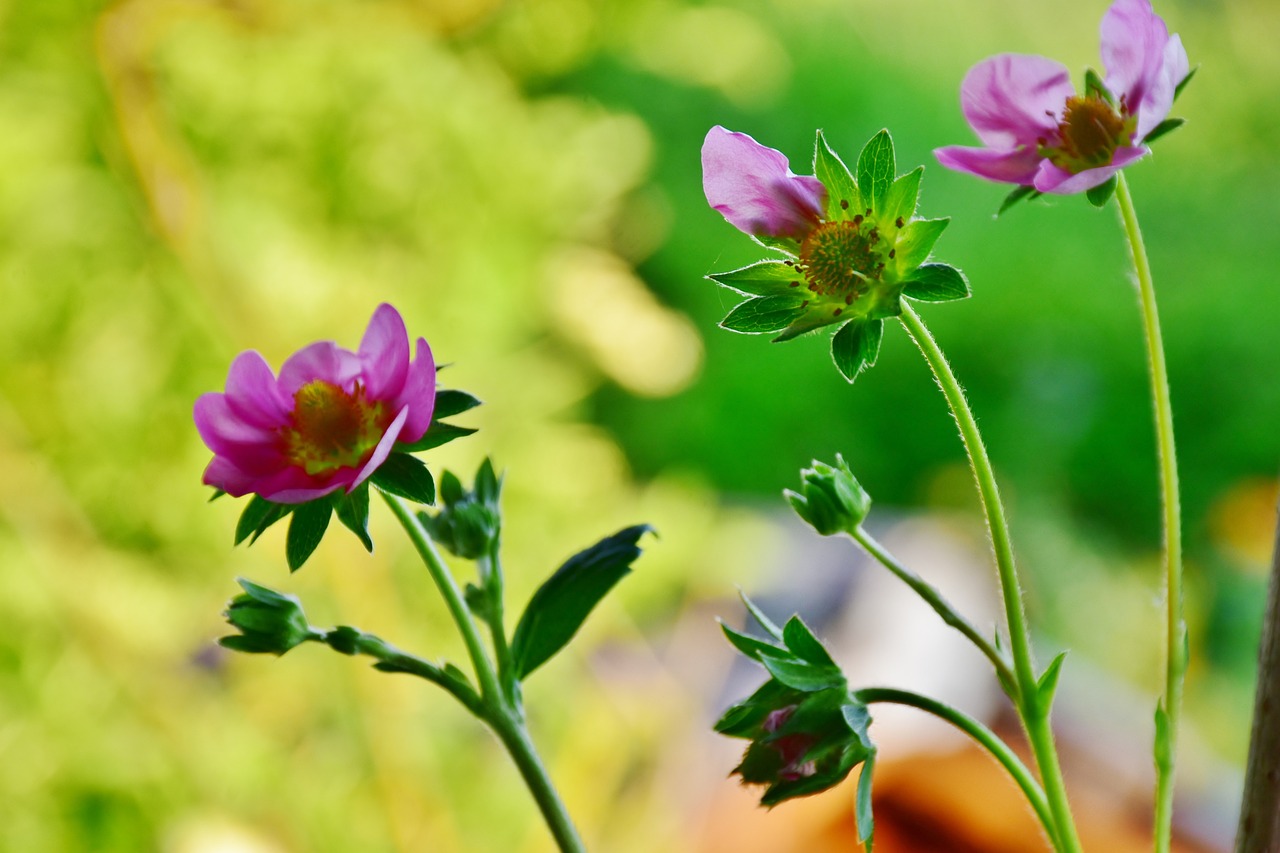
(1174, 65, 1197, 102)
(708, 260, 805, 297)
(1085, 175, 1117, 207)
(396, 421, 478, 453)
(759, 653, 843, 692)
(720, 295, 808, 334)
(235, 495, 292, 546)
(286, 500, 332, 572)
(371, 453, 436, 505)
(721, 620, 788, 662)
(433, 389, 482, 419)
(855, 752, 877, 851)
(902, 263, 970, 302)
(814, 130, 861, 221)
(1142, 117, 1185, 145)
(997, 184, 1040, 216)
(511, 524, 653, 679)
(782, 616, 838, 668)
(739, 592, 785, 641)
(1037, 651, 1068, 708)
(335, 484, 373, 552)
(830, 319, 883, 383)
(894, 217, 948, 270)
(882, 166, 923, 225)
(856, 130, 895, 216)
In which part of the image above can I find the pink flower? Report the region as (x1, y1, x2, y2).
(195, 304, 436, 504)
(935, 0, 1188, 194)
(702, 126, 827, 239)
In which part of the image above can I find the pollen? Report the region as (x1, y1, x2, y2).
(281, 380, 390, 476)
(797, 220, 886, 299)
(1052, 94, 1134, 170)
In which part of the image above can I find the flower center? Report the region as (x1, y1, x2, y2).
(797, 219, 885, 300)
(281, 380, 390, 476)
(1048, 94, 1135, 172)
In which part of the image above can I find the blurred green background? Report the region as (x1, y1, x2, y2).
(1, 0, 1277, 850)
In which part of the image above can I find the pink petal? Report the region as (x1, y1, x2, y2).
(1101, 0, 1180, 133)
(934, 144, 1045, 185)
(959, 54, 1074, 149)
(202, 455, 266, 498)
(223, 351, 291, 430)
(358, 303, 410, 400)
(395, 337, 437, 444)
(1033, 145, 1148, 194)
(278, 341, 363, 396)
(702, 126, 826, 240)
(194, 393, 285, 473)
(1136, 33, 1188, 140)
(351, 406, 409, 491)
(255, 467, 347, 504)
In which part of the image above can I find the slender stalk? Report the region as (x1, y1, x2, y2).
(382, 493, 586, 853)
(898, 303, 1083, 853)
(481, 544, 519, 707)
(849, 527, 1014, 688)
(856, 686, 1055, 841)
(1115, 172, 1185, 853)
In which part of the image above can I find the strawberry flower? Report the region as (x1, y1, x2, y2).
(935, 0, 1189, 195)
(195, 303, 436, 504)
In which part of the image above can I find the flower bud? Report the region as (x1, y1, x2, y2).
(220, 578, 319, 656)
(421, 459, 502, 560)
(785, 454, 871, 536)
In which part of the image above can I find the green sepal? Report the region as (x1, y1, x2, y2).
(474, 457, 501, 504)
(782, 615, 839, 668)
(1174, 65, 1197, 102)
(739, 591, 784, 642)
(1083, 67, 1114, 104)
(370, 453, 437, 505)
(1037, 651, 1068, 709)
(893, 217, 948, 271)
(751, 233, 801, 257)
(286, 499, 332, 572)
(814, 130, 861, 221)
(510, 524, 653, 679)
(464, 582, 493, 621)
(334, 483, 373, 552)
(720, 620, 787, 662)
(1085, 175, 1117, 208)
(902, 263, 970, 302)
(1142, 117, 1185, 146)
(856, 130, 895, 216)
(708, 261, 804, 297)
(714, 679, 797, 737)
(220, 578, 320, 655)
(772, 311, 842, 343)
(396, 421, 478, 453)
(854, 750, 877, 852)
(759, 653, 844, 692)
(235, 495, 293, 546)
(830, 319, 883, 383)
(719, 295, 808, 334)
(433, 389, 482, 419)
(997, 184, 1041, 216)
(439, 469, 465, 505)
(208, 489, 227, 502)
(882, 166, 923, 226)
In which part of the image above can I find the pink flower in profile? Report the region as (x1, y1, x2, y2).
(935, 0, 1188, 194)
(702, 126, 827, 240)
(195, 304, 436, 504)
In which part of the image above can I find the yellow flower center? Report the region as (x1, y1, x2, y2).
(281, 380, 390, 476)
(798, 218, 885, 301)
(1046, 94, 1136, 172)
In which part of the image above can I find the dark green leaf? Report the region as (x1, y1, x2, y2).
(708, 261, 805, 297)
(719, 295, 807, 334)
(855, 130, 895, 216)
(814, 130, 860, 221)
(721, 620, 788, 662)
(286, 500, 332, 572)
(782, 616, 838, 668)
(1142, 117, 1185, 146)
(335, 484, 373, 552)
(433, 389, 482, 419)
(759, 653, 844, 692)
(511, 524, 653, 679)
(218, 635, 278, 654)
(997, 185, 1041, 216)
(1037, 651, 1068, 709)
(1085, 175, 1117, 207)
(235, 495, 292, 546)
(396, 421, 478, 453)
(882, 166, 923, 226)
(830, 319, 883, 383)
(371, 453, 436, 505)
(739, 591, 785, 641)
(893, 217, 949, 270)
(1174, 65, 1197, 102)
(902, 263, 970, 302)
(855, 752, 877, 851)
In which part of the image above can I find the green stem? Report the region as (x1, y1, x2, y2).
(898, 303, 1082, 853)
(850, 527, 1014, 688)
(856, 687, 1055, 840)
(482, 544, 520, 707)
(1116, 172, 1184, 853)
(381, 493, 586, 853)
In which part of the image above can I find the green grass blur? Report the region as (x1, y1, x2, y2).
(0, 0, 1276, 849)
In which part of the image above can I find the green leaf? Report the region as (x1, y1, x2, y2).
(855, 751, 877, 852)
(1174, 65, 1197, 102)
(286, 500, 332, 572)
(371, 453, 436, 505)
(759, 653, 843, 692)
(1085, 175, 1117, 207)
(433, 389, 482, 419)
(902, 263, 970, 302)
(739, 591, 785, 642)
(719, 295, 807, 334)
(511, 524, 653, 679)
(334, 484, 373, 552)
(1142, 117, 1185, 145)
(997, 184, 1040, 216)
(893, 217, 949, 270)
(235, 495, 292, 546)
(721, 620, 788, 662)
(830, 319, 883, 383)
(1037, 651, 1068, 708)
(856, 130, 895, 216)
(396, 421, 478, 453)
(782, 616, 838, 668)
(708, 261, 805, 297)
(814, 130, 861, 220)
(881, 166, 923, 226)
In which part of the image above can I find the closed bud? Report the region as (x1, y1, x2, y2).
(421, 458, 503, 559)
(219, 578, 319, 656)
(785, 454, 871, 536)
